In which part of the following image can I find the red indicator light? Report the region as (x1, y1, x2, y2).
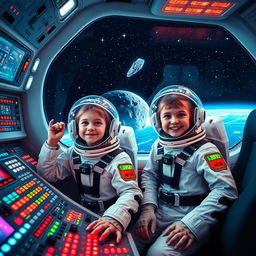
(103, 248, 110, 254)
(14, 217, 24, 225)
(116, 247, 122, 253)
(23, 60, 29, 71)
(122, 247, 129, 253)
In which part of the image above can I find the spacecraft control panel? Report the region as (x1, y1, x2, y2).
(0, 145, 139, 255)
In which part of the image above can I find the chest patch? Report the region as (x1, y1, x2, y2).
(205, 153, 227, 172)
(118, 164, 136, 181)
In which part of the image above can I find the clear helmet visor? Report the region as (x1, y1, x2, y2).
(67, 95, 120, 151)
(150, 85, 205, 143)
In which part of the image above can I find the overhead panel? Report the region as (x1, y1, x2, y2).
(151, 0, 249, 19)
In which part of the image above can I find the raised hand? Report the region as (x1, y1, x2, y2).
(47, 119, 65, 147)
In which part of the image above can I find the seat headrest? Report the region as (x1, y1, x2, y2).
(243, 109, 256, 141)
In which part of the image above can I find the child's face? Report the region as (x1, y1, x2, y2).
(159, 100, 191, 137)
(78, 108, 107, 146)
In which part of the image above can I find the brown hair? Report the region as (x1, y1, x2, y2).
(75, 104, 112, 135)
(157, 94, 195, 124)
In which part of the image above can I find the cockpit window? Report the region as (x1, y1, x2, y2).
(44, 17, 256, 153)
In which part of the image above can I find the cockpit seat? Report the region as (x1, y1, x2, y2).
(219, 109, 256, 256)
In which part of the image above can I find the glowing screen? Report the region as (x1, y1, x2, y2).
(0, 36, 25, 82)
(0, 216, 14, 244)
(0, 166, 11, 181)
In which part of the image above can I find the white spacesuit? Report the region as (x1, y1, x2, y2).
(37, 96, 142, 231)
(138, 85, 238, 256)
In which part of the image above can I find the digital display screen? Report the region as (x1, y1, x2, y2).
(0, 166, 11, 181)
(0, 216, 14, 244)
(0, 104, 11, 115)
(0, 35, 25, 82)
(0, 96, 22, 132)
(205, 153, 221, 161)
(0, 165, 15, 187)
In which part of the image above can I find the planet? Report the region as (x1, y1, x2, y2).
(102, 90, 150, 130)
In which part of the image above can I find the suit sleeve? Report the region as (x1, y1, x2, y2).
(37, 142, 72, 182)
(181, 143, 238, 240)
(102, 152, 143, 231)
(141, 140, 160, 207)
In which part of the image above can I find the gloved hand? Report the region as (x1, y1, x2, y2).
(162, 221, 196, 250)
(135, 204, 156, 240)
(86, 217, 123, 243)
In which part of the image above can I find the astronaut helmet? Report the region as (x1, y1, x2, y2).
(68, 95, 120, 157)
(150, 85, 206, 148)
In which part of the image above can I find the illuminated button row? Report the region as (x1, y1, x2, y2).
(0, 151, 9, 158)
(0, 122, 17, 125)
(0, 177, 14, 187)
(61, 233, 80, 256)
(2, 191, 19, 204)
(15, 180, 36, 194)
(0, 127, 17, 132)
(21, 154, 38, 165)
(33, 215, 53, 238)
(4, 158, 25, 173)
(20, 192, 50, 218)
(103, 246, 129, 254)
(11, 186, 43, 210)
(65, 209, 83, 225)
(0, 223, 31, 254)
(47, 220, 60, 236)
(162, 0, 233, 16)
(0, 99, 15, 103)
(0, 116, 12, 119)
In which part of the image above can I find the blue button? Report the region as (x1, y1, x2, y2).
(24, 223, 31, 229)
(1, 244, 11, 253)
(7, 237, 17, 246)
(13, 232, 22, 239)
(19, 227, 27, 234)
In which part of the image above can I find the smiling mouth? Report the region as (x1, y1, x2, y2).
(169, 127, 181, 131)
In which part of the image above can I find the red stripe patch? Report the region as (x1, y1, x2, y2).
(205, 153, 227, 172)
(118, 164, 136, 181)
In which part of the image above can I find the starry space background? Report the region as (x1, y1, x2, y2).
(44, 16, 256, 151)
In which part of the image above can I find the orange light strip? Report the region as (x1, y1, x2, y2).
(169, 0, 189, 4)
(162, 0, 234, 17)
(190, 1, 210, 6)
(185, 8, 204, 13)
(211, 2, 232, 8)
(205, 8, 224, 14)
(163, 7, 184, 12)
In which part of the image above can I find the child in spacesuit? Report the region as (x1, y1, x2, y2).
(134, 85, 238, 255)
(37, 95, 142, 243)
